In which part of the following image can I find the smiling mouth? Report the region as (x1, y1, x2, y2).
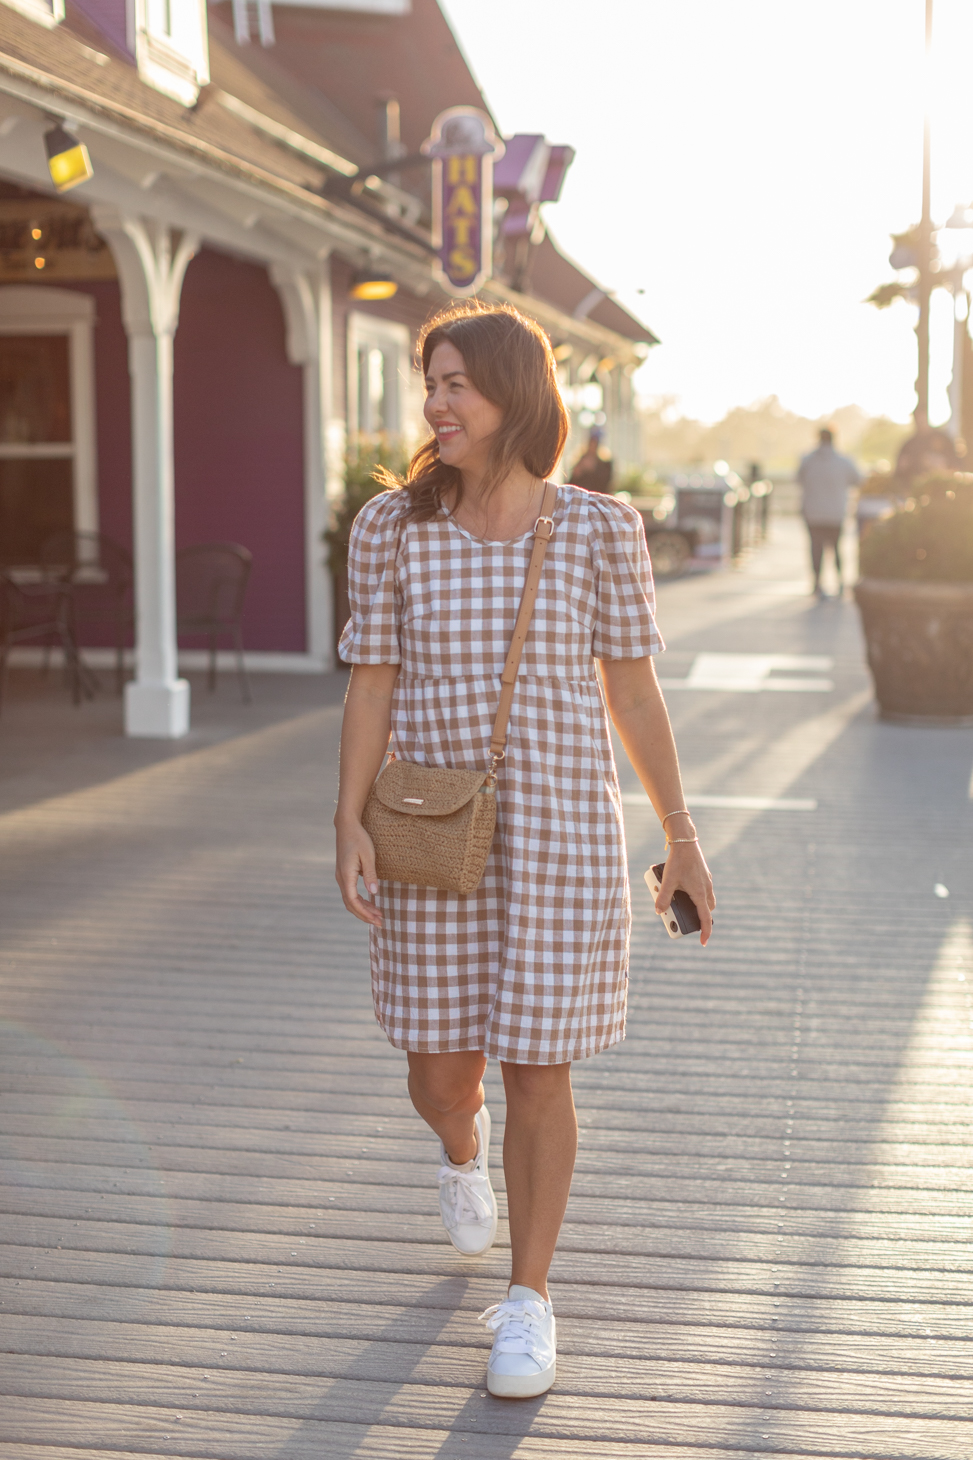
(436, 424, 462, 438)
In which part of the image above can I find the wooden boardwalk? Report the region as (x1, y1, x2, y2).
(1, 518, 972, 1459)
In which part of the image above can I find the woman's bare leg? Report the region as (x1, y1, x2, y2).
(407, 1050, 487, 1164)
(407, 1052, 577, 1294)
(500, 1061, 577, 1299)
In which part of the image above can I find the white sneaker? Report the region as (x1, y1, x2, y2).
(478, 1285, 556, 1398)
(437, 1106, 498, 1256)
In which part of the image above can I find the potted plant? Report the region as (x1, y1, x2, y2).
(855, 470, 898, 540)
(855, 471, 973, 724)
(324, 437, 410, 662)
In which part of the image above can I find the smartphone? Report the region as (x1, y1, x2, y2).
(644, 861, 702, 939)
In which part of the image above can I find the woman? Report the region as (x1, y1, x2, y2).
(335, 302, 714, 1399)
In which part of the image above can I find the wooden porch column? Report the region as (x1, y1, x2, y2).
(270, 255, 335, 668)
(93, 211, 199, 736)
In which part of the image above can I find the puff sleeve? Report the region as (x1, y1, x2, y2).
(588, 495, 664, 660)
(337, 491, 406, 664)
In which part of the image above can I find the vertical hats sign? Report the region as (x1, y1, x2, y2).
(423, 108, 504, 296)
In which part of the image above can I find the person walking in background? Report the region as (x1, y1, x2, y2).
(797, 426, 861, 598)
(570, 428, 613, 493)
(335, 303, 714, 1400)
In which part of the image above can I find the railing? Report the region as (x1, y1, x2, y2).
(728, 480, 773, 556)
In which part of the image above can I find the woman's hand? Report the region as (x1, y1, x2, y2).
(335, 818, 383, 928)
(599, 657, 717, 946)
(334, 663, 399, 928)
(655, 838, 716, 946)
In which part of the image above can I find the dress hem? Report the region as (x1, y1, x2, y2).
(379, 1021, 627, 1066)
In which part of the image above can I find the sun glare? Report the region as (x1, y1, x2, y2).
(444, 0, 973, 425)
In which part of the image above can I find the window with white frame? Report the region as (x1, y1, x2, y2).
(0, 287, 97, 568)
(0, 0, 65, 26)
(225, 0, 407, 45)
(347, 313, 422, 445)
(357, 344, 386, 435)
(136, 0, 209, 106)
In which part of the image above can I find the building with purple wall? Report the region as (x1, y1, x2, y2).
(0, 0, 656, 736)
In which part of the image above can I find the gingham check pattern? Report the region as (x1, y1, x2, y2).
(340, 485, 663, 1065)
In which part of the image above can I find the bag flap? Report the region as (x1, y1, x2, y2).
(372, 760, 489, 816)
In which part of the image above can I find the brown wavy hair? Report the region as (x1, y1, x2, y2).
(379, 301, 569, 521)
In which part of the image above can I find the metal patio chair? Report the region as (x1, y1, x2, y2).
(176, 541, 253, 703)
(39, 530, 133, 693)
(0, 570, 96, 715)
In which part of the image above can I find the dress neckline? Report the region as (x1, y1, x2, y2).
(441, 485, 559, 546)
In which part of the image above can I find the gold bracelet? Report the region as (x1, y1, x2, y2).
(666, 835, 699, 845)
(662, 809, 692, 829)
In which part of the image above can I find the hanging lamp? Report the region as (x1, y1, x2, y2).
(45, 123, 93, 193)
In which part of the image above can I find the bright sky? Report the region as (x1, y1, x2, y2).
(442, 0, 973, 425)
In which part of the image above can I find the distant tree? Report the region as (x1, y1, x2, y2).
(866, 281, 913, 309)
(854, 416, 912, 468)
(636, 395, 909, 475)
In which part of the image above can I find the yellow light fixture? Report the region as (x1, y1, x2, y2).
(44, 123, 93, 193)
(349, 267, 397, 302)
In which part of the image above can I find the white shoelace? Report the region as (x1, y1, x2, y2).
(477, 1297, 548, 1354)
(437, 1162, 493, 1227)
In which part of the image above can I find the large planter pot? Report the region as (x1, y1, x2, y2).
(854, 577, 973, 725)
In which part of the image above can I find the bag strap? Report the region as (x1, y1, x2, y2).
(488, 480, 558, 771)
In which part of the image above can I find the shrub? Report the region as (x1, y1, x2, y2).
(323, 436, 411, 577)
(615, 465, 663, 498)
(858, 471, 973, 582)
(858, 470, 896, 499)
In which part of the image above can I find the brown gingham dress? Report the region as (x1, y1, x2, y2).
(339, 483, 662, 1065)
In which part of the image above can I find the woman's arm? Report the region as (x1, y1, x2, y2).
(599, 655, 716, 945)
(334, 662, 400, 927)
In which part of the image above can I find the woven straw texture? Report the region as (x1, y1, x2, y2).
(340, 485, 662, 1065)
(363, 764, 497, 894)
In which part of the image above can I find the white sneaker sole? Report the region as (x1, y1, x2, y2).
(487, 1358, 556, 1398)
(442, 1105, 498, 1257)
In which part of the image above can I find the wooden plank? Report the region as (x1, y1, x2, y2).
(0, 1094, 964, 1144)
(3, 1111, 972, 1171)
(6, 1068, 973, 1116)
(6, 1003, 966, 1051)
(0, 1389, 969, 1458)
(3, 1161, 972, 1234)
(1, 1261, 970, 1339)
(7, 1009, 971, 1056)
(3, 1182, 970, 1250)
(0, 1434, 904, 1460)
(5, 1092, 973, 1146)
(4, 1131, 973, 1195)
(5, 1037, 972, 1080)
(1, 1348, 973, 1423)
(4, 1312, 973, 1401)
(3, 1206, 971, 1276)
(3, 1287, 969, 1377)
(5, 1063, 971, 1117)
(5, 1159, 973, 1223)
(0, 1221, 970, 1306)
(9, 994, 969, 1039)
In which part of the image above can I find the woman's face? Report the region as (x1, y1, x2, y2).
(423, 340, 504, 477)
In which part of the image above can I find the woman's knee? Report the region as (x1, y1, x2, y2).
(408, 1051, 485, 1115)
(501, 1060, 573, 1106)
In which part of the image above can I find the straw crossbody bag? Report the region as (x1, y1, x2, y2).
(362, 482, 558, 895)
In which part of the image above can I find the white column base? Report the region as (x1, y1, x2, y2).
(124, 679, 191, 738)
